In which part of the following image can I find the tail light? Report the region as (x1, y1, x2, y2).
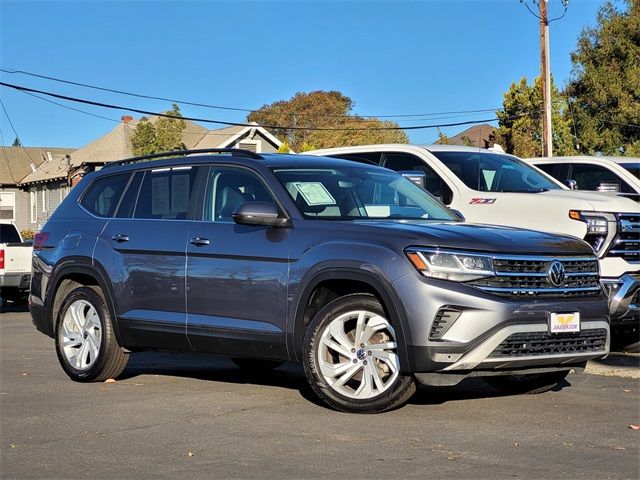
(0, 249, 4, 269)
(33, 232, 49, 251)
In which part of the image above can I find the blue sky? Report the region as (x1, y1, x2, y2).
(0, 0, 604, 148)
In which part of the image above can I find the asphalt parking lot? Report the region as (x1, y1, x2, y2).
(1, 306, 639, 479)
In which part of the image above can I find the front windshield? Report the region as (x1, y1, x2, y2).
(431, 151, 561, 192)
(272, 166, 459, 221)
(621, 162, 640, 179)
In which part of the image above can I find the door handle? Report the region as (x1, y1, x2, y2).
(112, 234, 130, 243)
(190, 237, 210, 246)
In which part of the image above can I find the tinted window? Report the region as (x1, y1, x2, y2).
(570, 164, 633, 193)
(81, 174, 130, 217)
(115, 172, 143, 218)
(620, 162, 640, 179)
(134, 167, 199, 220)
(0, 224, 21, 243)
(380, 152, 454, 204)
(432, 151, 560, 192)
(204, 168, 275, 222)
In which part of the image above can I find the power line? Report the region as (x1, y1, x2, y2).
(18, 89, 269, 138)
(0, 97, 34, 162)
(519, 0, 568, 24)
(0, 80, 528, 131)
(0, 67, 505, 120)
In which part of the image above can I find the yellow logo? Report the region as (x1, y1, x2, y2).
(556, 314, 575, 325)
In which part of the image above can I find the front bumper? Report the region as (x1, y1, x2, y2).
(602, 274, 640, 323)
(392, 273, 610, 375)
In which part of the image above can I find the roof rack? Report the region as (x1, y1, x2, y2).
(102, 148, 264, 169)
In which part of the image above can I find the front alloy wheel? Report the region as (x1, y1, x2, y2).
(304, 294, 416, 413)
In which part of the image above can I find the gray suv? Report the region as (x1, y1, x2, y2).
(30, 149, 610, 413)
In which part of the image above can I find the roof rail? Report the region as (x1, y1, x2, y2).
(102, 148, 264, 169)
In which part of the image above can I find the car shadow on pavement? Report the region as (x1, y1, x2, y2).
(119, 350, 571, 410)
(0, 300, 29, 313)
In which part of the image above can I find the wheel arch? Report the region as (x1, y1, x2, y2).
(46, 259, 123, 344)
(290, 268, 410, 369)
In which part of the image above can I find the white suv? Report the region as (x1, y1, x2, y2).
(309, 144, 640, 351)
(526, 155, 640, 198)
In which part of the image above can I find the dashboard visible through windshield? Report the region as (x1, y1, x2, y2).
(272, 166, 458, 221)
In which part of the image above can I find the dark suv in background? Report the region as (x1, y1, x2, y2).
(30, 149, 609, 412)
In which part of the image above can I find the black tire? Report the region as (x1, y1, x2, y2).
(231, 358, 284, 372)
(54, 286, 128, 382)
(484, 370, 570, 395)
(611, 326, 640, 354)
(303, 294, 416, 413)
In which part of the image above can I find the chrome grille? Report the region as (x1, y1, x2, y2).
(608, 214, 640, 263)
(470, 255, 600, 298)
(488, 329, 607, 357)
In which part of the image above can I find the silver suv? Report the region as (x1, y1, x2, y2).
(30, 149, 609, 412)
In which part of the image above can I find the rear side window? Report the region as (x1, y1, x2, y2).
(80, 174, 130, 217)
(0, 224, 21, 243)
(134, 167, 199, 220)
(380, 152, 454, 205)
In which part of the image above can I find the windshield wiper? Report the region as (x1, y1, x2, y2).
(497, 188, 549, 193)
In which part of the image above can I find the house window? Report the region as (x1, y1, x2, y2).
(30, 190, 36, 222)
(237, 140, 262, 153)
(60, 185, 70, 201)
(0, 192, 15, 220)
(41, 187, 47, 213)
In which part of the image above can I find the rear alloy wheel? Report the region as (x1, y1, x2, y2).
(55, 286, 128, 382)
(303, 294, 416, 413)
(484, 370, 570, 395)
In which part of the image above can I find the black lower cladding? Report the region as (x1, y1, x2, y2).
(488, 328, 608, 358)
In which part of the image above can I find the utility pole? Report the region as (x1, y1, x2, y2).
(539, 0, 553, 157)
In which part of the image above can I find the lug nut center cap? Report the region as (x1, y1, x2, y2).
(356, 348, 367, 361)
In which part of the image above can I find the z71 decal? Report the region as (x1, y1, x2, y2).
(469, 198, 497, 205)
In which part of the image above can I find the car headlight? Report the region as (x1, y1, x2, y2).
(406, 248, 494, 282)
(569, 210, 616, 252)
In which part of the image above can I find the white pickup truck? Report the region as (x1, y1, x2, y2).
(525, 155, 640, 198)
(0, 221, 32, 305)
(309, 144, 640, 351)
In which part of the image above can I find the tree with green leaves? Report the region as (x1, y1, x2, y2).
(247, 91, 408, 151)
(131, 104, 187, 156)
(566, 0, 640, 155)
(490, 77, 576, 157)
(435, 129, 452, 145)
(11, 137, 22, 147)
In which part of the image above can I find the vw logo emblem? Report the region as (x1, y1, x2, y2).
(547, 261, 566, 287)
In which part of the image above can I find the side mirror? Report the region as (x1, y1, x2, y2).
(565, 179, 578, 190)
(399, 170, 426, 189)
(451, 209, 465, 221)
(232, 202, 290, 227)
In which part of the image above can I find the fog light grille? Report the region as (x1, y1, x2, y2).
(429, 308, 461, 340)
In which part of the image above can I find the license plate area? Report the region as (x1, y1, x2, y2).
(549, 312, 580, 334)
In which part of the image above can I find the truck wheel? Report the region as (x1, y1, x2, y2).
(484, 370, 570, 395)
(231, 358, 284, 372)
(303, 294, 416, 413)
(54, 286, 128, 382)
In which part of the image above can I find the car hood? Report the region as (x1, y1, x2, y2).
(536, 189, 640, 212)
(354, 220, 594, 256)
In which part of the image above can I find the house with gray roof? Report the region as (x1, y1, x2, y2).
(0, 147, 75, 232)
(0, 118, 284, 232)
